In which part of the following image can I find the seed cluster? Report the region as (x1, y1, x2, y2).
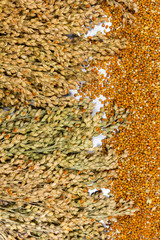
(0, 0, 140, 239)
(0, 100, 138, 239)
(0, 0, 127, 109)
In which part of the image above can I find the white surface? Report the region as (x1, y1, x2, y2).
(88, 188, 98, 196)
(91, 95, 106, 117)
(100, 220, 110, 228)
(93, 66, 108, 78)
(92, 134, 106, 148)
(85, 16, 112, 37)
(101, 188, 110, 198)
